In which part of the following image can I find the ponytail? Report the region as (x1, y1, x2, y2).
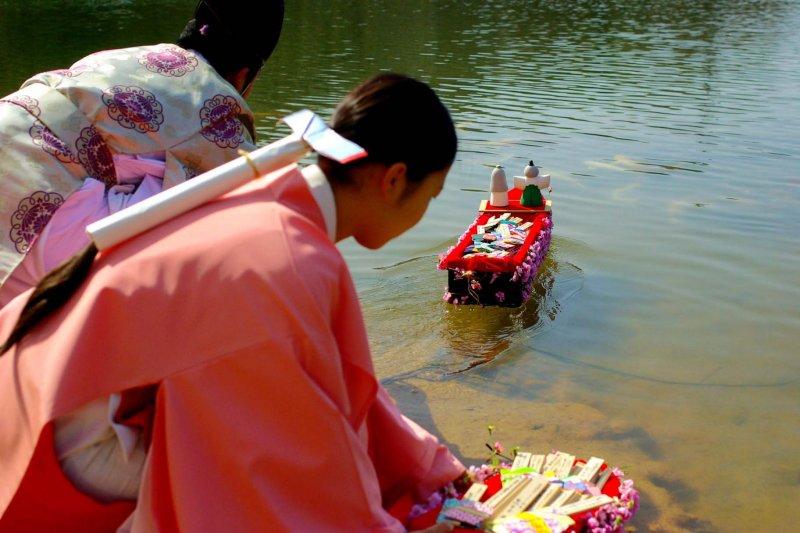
(0, 243, 98, 355)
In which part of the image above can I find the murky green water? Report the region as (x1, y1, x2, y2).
(1, 1, 798, 530)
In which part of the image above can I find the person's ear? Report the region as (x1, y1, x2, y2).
(380, 162, 408, 205)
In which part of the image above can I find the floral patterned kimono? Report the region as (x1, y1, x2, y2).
(0, 43, 256, 296)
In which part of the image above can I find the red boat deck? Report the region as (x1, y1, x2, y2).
(439, 187, 551, 273)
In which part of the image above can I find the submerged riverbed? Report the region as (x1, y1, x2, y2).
(1, 1, 798, 530)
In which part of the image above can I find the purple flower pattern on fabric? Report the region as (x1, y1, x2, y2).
(76, 126, 115, 185)
(199, 94, 245, 149)
(0, 95, 41, 117)
(102, 85, 164, 134)
(183, 165, 200, 180)
(139, 45, 198, 77)
(29, 121, 78, 164)
(9, 191, 65, 253)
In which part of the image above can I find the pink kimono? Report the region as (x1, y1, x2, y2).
(0, 165, 463, 531)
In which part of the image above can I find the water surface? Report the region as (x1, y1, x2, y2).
(1, 1, 798, 530)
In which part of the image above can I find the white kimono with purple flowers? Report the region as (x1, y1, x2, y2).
(0, 44, 256, 299)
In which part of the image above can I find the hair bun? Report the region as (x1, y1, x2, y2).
(194, 0, 284, 63)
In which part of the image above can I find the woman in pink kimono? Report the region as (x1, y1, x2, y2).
(0, 74, 464, 531)
(0, 0, 284, 306)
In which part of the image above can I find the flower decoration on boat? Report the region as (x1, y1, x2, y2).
(408, 482, 460, 522)
(76, 126, 115, 185)
(199, 94, 245, 149)
(9, 191, 64, 253)
(29, 121, 78, 164)
(585, 476, 639, 533)
(424, 431, 638, 533)
(102, 85, 164, 134)
(139, 45, 198, 77)
(0, 94, 41, 117)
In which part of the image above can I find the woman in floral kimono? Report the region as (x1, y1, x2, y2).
(0, 0, 284, 306)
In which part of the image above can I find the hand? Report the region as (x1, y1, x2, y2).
(411, 520, 456, 533)
(452, 470, 471, 493)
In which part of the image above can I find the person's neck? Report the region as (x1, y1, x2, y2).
(330, 181, 358, 243)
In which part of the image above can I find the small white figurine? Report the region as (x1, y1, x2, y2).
(515, 160, 551, 207)
(489, 165, 509, 206)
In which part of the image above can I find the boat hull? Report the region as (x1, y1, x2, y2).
(439, 187, 552, 307)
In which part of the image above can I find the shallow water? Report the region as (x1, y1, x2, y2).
(1, 1, 798, 530)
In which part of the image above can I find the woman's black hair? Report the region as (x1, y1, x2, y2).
(0, 243, 97, 355)
(177, 0, 284, 80)
(319, 73, 458, 186)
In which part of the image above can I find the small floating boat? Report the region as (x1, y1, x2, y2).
(391, 448, 639, 533)
(439, 162, 552, 307)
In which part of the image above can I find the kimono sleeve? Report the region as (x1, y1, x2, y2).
(162, 126, 257, 190)
(368, 387, 465, 505)
(126, 337, 405, 533)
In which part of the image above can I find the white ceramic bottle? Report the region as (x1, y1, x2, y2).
(489, 165, 509, 206)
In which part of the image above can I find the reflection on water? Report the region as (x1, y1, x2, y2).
(1, 0, 799, 530)
(442, 259, 568, 373)
(363, 240, 583, 377)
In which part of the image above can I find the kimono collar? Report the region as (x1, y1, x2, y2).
(300, 165, 337, 242)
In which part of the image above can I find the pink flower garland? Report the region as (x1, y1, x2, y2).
(408, 482, 458, 519)
(584, 469, 639, 533)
